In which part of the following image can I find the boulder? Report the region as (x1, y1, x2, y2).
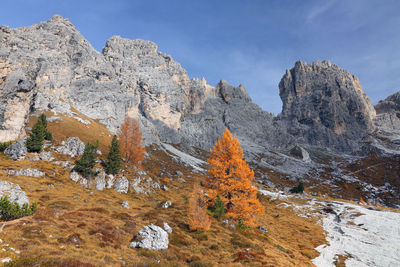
(163, 222, 172, 233)
(94, 171, 106, 191)
(4, 139, 27, 160)
(162, 200, 172, 209)
(114, 176, 129, 193)
(0, 180, 29, 206)
(70, 171, 81, 182)
(54, 137, 85, 157)
(289, 145, 311, 163)
(129, 224, 169, 250)
(122, 201, 129, 209)
(39, 151, 54, 161)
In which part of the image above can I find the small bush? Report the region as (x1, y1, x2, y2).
(289, 182, 304, 194)
(0, 196, 38, 221)
(0, 142, 11, 152)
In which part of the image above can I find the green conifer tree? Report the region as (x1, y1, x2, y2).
(212, 194, 226, 219)
(105, 135, 122, 175)
(26, 118, 46, 152)
(38, 113, 53, 141)
(73, 142, 98, 178)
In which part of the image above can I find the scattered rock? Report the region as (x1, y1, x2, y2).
(27, 155, 40, 161)
(257, 226, 269, 233)
(39, 151, 54, 161)
(114, 176, 129, 193)
(54, 137, 85, 157)
(163, 222, 172, 233)
(94, 171, 106, 191)
(222, 219, 235, 229)
(96, 150, 102, 155)
(122, 201, 130, 209)
(4, 139, 27, 160)
(178, 177, 186, 183)
(5, 168, 45, 177)
(129, 224, 169, 250)
(70, 171, 81, 182)
(1, 258, 12, 263)
(0, 180, 29, 206)
(161, 185, 168, 191)
(162, 200, 172, 209)
(175, 170, 183, 176)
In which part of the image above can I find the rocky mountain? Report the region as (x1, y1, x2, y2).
(374, 91, 400, 144)
(0, 15, 399, 158)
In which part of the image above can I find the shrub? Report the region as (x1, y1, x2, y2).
(73, 142, 98, 178)
(188, 185, 211, 231)
(0, 142, 11, 152)
(0, 196, 38, 221)
(289, 182, 304, 194)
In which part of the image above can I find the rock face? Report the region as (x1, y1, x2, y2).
(113, 177, 129, 193)
(0, 180, 29, 206)
(278, 60, 376, 152)
(129, 224, 169, 250)
(4, 139, 27, 160)
(0, 15, 397, 155)
(374, 91, 400, 142)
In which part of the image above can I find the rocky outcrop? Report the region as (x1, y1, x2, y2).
(113, 177, 129, 193)
(129, 224, 169, 250)
(278, 60, 376, 152)
(374, 91, 400, 143)
(0, 180, 29, 206)
(4, 168, 45, 177)
(4, 139, 26, 160)
(54, 137, 85, 157)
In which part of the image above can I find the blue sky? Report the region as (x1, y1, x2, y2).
(1, 0, 399, 114)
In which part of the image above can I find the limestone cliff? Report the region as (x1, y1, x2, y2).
(278, 60, 376, 152)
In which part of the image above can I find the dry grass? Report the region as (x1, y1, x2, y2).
(0, 115, 327, 266)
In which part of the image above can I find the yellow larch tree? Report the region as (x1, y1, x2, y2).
(205, 128, 264, 226)
(118, 117, 146, 167)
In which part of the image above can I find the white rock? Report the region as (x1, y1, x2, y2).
(162, 200, 172, 209)
(114, 176, 129, 193)
(163, 222, 172, 233)
(70, 171, 81, 183)
(129, 224, 168, 250)
(122, 201, 129, 209)
(0, 180, 29, 206)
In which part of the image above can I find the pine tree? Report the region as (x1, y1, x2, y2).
(105, 135, 122, 175)
(205, 128, 264, 226)
(212, 194, 226, 219)
(118, 117, 146, 167)
(38, 113, 53, 141)
(26, 118, 46, 152)
(73, 142, 98, 178)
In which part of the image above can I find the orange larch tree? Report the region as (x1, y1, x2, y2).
(118, 117, 146, 167)
(205, 128, 264, 226)
(188, 184, 211, 231)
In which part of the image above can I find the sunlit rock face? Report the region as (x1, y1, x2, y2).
(278, 60, 376, 152)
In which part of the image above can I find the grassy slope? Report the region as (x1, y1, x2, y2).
(0, 115, 326, 266)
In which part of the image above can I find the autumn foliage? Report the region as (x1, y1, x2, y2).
(118, 117, 146, 167)
(205, 129, 264, 226)
(188, 184, 211, 231)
